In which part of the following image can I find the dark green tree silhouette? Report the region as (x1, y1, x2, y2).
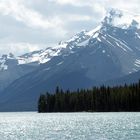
(38, 80, 140, 113)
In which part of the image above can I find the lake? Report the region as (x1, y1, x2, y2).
(0, 112, 139, 140)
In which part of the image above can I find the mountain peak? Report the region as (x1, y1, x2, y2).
(102, 8, 140, 29)
(103, 9, 122, 24)
(9, 53, 15, 58)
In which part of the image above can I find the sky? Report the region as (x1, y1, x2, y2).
(0, 0, 140, 56)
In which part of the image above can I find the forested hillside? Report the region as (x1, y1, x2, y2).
(38, 81, 140, 112)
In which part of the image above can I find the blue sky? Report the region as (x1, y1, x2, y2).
(0, 0, 140, 55)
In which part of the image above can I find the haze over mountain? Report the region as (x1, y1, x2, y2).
(0, 9, 140, 111)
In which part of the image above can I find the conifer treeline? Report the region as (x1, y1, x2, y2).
(38, 81, 140, 112)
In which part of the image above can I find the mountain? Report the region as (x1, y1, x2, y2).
(0, 45, 69, 92)
(0, 53, 39, 92)
(0, 9, 140, 111)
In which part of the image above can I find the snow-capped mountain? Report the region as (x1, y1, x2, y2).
(0, 32, 91, 69)
(0, 53, 40, 92)
(0, 47, 64, 69)
(0, 9, 140, 111)
(17, 45, 66, 65)
(103, 9, 140, 29)
(0, 25, 100, 93)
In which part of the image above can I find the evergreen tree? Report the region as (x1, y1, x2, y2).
(38, 94, 47, 113)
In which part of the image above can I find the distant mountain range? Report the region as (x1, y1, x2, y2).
(0, 9, 140, 111)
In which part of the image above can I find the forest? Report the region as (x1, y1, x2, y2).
(38, 81, 140, 112)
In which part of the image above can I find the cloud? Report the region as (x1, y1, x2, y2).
(50, 0, 92, 7)
(0, 0, 62, 29)
(0, 43, 47, 56)
(105, 0, 140, 10)
(52, 0, 140, 14)
(50, 0, 105, 14)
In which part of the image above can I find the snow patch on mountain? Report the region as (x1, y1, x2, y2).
(86, 25, 101, 36)
(17, 47, 63, 65)
(0, 59, 8, 70)
(0, 53, 16, 71)
(135, 59, 140, 67)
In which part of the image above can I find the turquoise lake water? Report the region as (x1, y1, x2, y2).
(0, 112, 139, 140)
